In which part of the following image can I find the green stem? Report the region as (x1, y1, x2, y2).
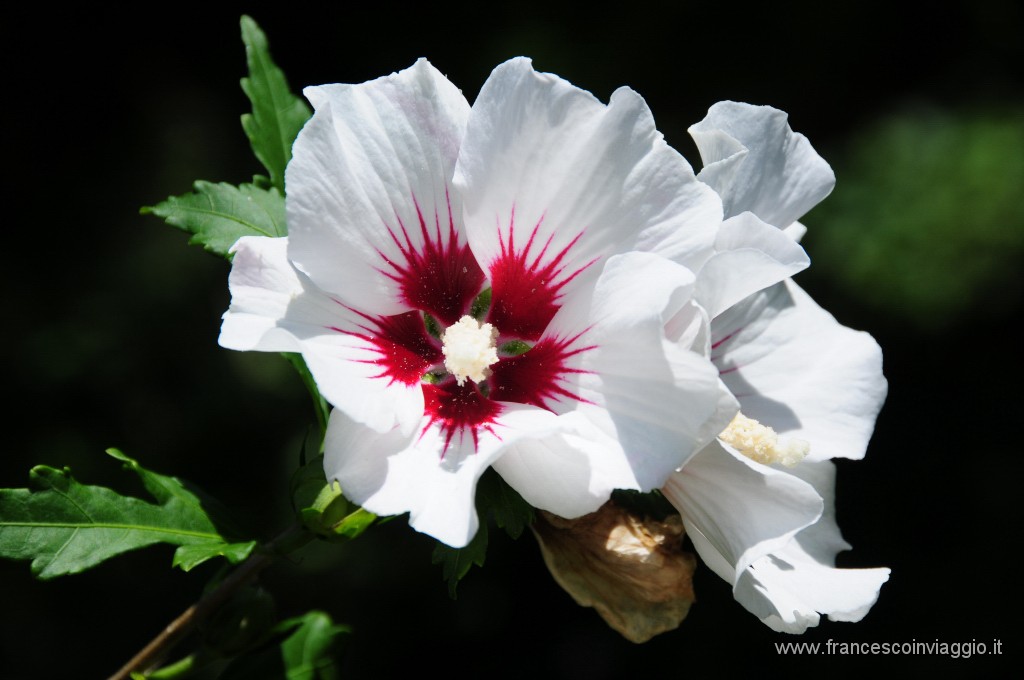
(108, 522, 313, 680)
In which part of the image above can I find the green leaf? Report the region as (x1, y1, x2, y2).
(431, 468, 534, 596)
(218, 610, 350, 680)
(172, 540, 257, 572)
(431, 525, 488, 599)
(240, 15, 312, 192)
(477, 468, 534, 539)
(251, 173, 274, 190)
(143, 180, 286, 259)
(109, 448, 249, 542)
(0, 449, 249, 579)
(280, 612, 350, 678)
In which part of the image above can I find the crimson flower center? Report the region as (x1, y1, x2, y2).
(348, 195, 599, 453)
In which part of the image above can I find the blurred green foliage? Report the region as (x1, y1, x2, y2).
(808, 107, 1024, 329)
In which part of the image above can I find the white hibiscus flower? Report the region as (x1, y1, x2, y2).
(662, 102, 889, 633)
(219, 58, 739, 548)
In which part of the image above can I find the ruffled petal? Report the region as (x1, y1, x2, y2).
(455, 58, 721, 339)
(662, 441, 823, 586)
(712, 280, 887, 461)
(219, 236, 310, 354)
(736, 547, 891, 633)
(286, 59, 479, 323)
(539, 252, 737, 489)
(732, 461, 890, 632)
(689, 101, 834, 229)
(695, 211, 809, 318)
(324, 402, 564, 548)
(219, 236, 426, 434)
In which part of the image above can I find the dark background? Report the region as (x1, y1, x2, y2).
(2, 1, 1021, 677)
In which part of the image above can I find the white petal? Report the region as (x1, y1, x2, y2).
(219, 236, 307, 354)
(737, 552, 890, 633)
(455, 57, 722, 288)
(492, 411, 638, 518)
(712, 280, 887, 461)
(783, 221, 807, 242)
(732, 461, 890, 632)
(324, 403, 563, 548)
(286, 59, 471, 313)
(219, 236, 423, 434)
(689, 101, 834, 229)
(664, 297, 712, 358)
(545, 253, 737, 488)
(662, 441, 822, 586)
(695, 211, 809, 318)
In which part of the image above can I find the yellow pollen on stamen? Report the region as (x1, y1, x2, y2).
(719, 413, 809, 467)
(441, 315, 499, 386)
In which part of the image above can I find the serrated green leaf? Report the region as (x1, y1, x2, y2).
(143, 180, 286, 259)
(105, 449, 243, 537)
(0, 449, 250, 579)
(240, 15, 311, 192)
(477, 469, 534, 539)
(218, 610, 350, 680)
(172, 540, 257, 572)
(431, 524, 488, 599)
(430, 469, 535, 596)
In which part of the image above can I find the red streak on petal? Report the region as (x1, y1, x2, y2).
(422, 381, 503, 455)
(711, 329, 739, 350)
(711, 328, 745, 365)
(490, 332, 596, 411)
(333, 310, 442, 386)
(487, 211, 597, 341)
(375, 191, 485, 327)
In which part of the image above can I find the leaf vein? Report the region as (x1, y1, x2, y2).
(0, 520, 221, 541)
(171, 205, 276, 238)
